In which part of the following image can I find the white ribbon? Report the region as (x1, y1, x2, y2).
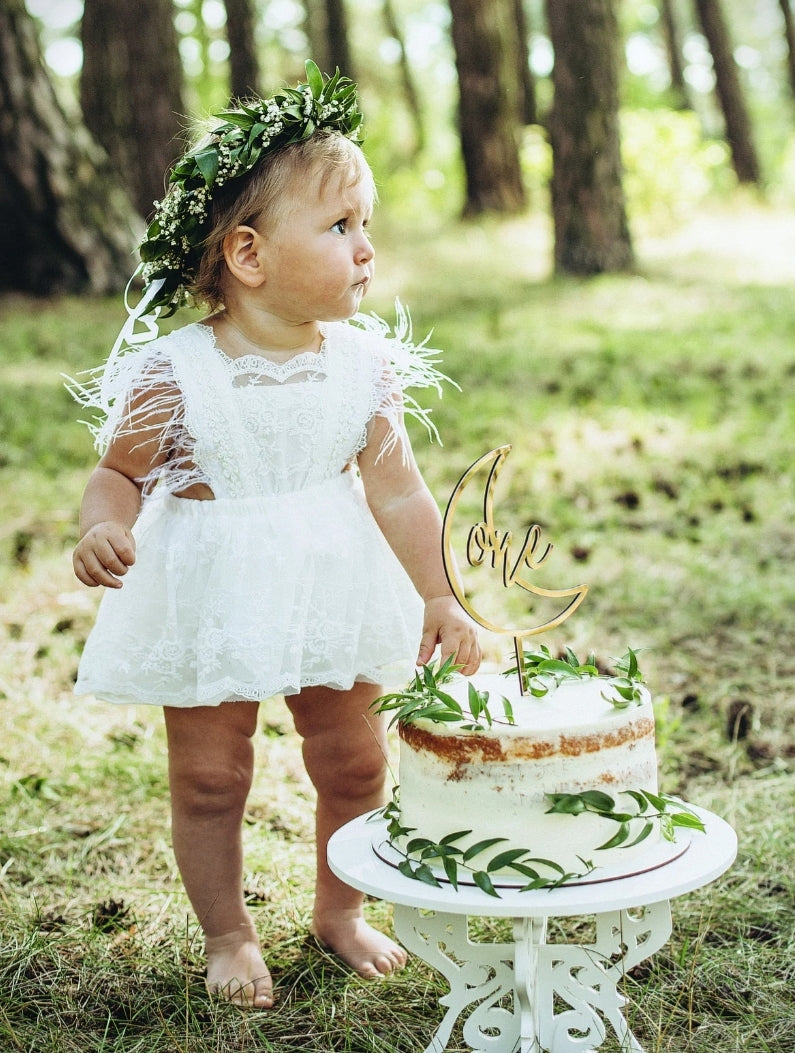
(99, 272, 166, 408)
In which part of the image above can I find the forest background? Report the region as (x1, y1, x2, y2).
(0, 1, 794, 1051)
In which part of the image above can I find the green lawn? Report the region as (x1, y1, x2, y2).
(1, 198, 793, 1052)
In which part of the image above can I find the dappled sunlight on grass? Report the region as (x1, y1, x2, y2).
(642, 198, 795, 287)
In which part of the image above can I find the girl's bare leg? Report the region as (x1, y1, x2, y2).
(163, 701, 273, 1008)
(286, 682, 406, 978)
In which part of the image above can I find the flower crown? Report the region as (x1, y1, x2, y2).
(138, 60, 364, 314)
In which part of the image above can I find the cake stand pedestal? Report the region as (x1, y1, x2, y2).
(328, 807, 736, 1053)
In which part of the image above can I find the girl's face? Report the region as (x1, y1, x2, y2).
(257, 169, 375, 324)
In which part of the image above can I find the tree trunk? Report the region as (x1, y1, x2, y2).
(381, 0, 425, 154)
(659, 0, 691, 109)
(545, 0, 634, 274)
(514, 0, 538, 125)
(302, 0, 332, 74)
(693, 0, 761, 184)
(779, 0, 795, 101)
(225, 0, 262, 99)
(449, 0, 526, 216)
(0, 0, 137, 296)
(325, 0, 354, 78)
(81, 0, 186, 220)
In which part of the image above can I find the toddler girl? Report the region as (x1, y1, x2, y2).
(71, 62, 480, 1009)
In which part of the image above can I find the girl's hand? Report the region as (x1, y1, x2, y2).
(73, 522, 136, 588)
(417, 596, 481, 676)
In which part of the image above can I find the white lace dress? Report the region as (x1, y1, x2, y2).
(72, 315, 447, 707)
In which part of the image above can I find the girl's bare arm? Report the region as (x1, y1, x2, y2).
(73, 388, 170, 589)
(358, 415, 481, 675)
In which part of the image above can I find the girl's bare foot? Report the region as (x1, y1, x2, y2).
(205, 929, 274, 1008)
(313, 909, 407, 978)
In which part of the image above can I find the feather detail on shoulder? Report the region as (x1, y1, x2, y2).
(64, 313, 210, 500)
(348, 300, 457, 463)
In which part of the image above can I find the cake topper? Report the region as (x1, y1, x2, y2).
(441, 445, 588, 693)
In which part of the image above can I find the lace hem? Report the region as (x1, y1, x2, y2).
(75, 663, 415, 708)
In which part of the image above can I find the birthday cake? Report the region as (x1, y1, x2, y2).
(373, 447, 703, 892)
(377, 654, 702, 890)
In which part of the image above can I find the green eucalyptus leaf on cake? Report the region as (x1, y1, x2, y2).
(405, 837, 436, 854)
(670, 810, 707, 831)
(524, 857, 569, 876)
(439, 830, 472, 846)
(486, 848, 534, 873)
(462, 837, 508, 862)
(578, 789, 617, 812)
(442, 855, 460, 889)
(624, 789, 651, 812)
(642, 789, 671, 812)
(412, 861, 442, 887)
(467, 683, 492, 725)
(564, 645, 579, 666)
(397, 859, 418, 881)
(538, 658, 581, 677)
(510, 644, 647, 705)
(519, 876, 554, 891)
(370, 657, 517, 729)
(623, 820, 655, 848)
(377, 781, 703, 897)
(546, 793, 588, 815)
(596, 822, 632, 851)
(472, 871, 500, 898)
(510, 863, 542, 881)
(545, 788, 705, 853)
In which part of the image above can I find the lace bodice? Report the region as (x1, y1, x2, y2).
(71, 310, 449, 502)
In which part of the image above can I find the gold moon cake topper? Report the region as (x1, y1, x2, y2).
(441, 445, 589, 693)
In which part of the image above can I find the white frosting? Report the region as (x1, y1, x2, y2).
(397, 674, 660, 879)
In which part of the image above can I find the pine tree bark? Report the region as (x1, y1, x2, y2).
(514, 0, 538, 125)
(779, 0, 795, 101)
(693, 0, 761, 184)
(449, 0, 526, 216)
(545, 0, 633, 274)
(302, 0, 332, 74)
(381, 0, 425, 154)
(225, 0, 262, 99)
(81, 0, 186, 220)
(660, 0, 691, 109)
(0, 0, 138, 296)
(325, 0, 354, 78)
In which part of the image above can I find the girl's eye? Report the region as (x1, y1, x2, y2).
(332, 219, 347, 234)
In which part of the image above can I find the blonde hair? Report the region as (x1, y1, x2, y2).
(190, 131, 375, 311)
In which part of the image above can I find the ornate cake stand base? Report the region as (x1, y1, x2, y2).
(328, 807, 736, 1053)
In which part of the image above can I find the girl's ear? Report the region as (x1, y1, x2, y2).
(222, 225, 267, 288)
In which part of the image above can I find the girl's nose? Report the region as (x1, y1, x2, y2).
(355, 233, 374, 264)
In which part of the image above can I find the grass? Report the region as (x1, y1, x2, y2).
(1, 196, 794, 1051)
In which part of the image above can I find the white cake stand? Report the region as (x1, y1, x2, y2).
(327, 806, 737, 1053)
